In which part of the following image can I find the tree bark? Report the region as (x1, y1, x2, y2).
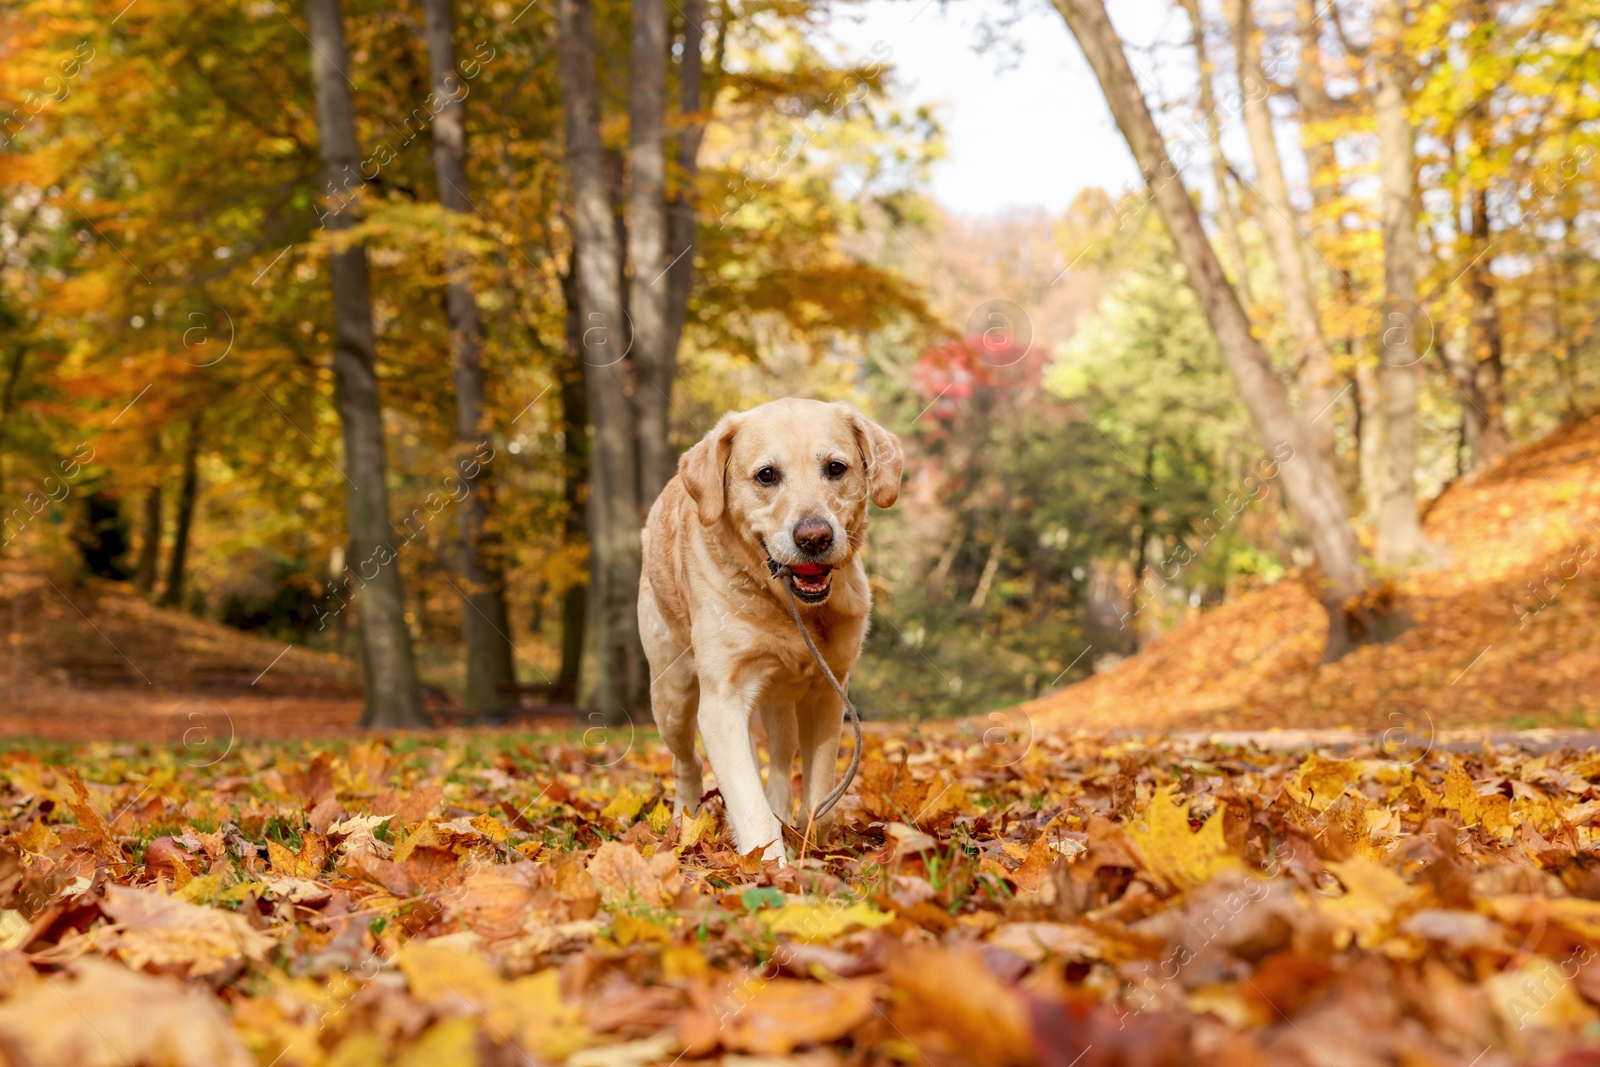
(1179, 0, 1251, 308)
(661, 0, 713, 413)
(421, 0, 516, 721)
(160, 417, 201, 608)
(558, 0, 648, 719)
(0, 344, 26, 497)
(305, 0, 428, 728)
(1464, 184, 1508, 468)
(135, 480, 162, 593)
(1369, 0, 1429, 567)
(1052, 0, 1371, 658)
(629, 0, 673, 501)
(557, 336, 589, 697)
(1228, 0, 1338, 470)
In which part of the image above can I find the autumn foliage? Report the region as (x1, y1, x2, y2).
(4, 725, 1600, 1064)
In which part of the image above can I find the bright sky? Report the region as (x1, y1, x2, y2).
(828, 0, 1183, 218)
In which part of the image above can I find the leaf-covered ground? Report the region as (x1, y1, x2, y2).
(5, 725, 1600, 1066)
(1026, 413, 1600, 736)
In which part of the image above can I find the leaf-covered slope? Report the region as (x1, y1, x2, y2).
(0, 562, 363, 739)
(1022, 414, 1600, 734)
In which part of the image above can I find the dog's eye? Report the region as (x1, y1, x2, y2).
(826, 460, 848, 478)
(755, 466, 778, 486)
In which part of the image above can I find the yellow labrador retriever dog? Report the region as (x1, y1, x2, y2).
(639, 398, 902, 860)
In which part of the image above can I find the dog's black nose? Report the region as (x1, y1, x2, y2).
(792, 518, 834, 556)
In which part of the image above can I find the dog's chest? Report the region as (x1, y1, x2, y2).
(753, 613, 860, 695)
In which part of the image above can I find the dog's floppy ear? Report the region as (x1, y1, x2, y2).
(679, 412, 740, 525)
(840, 403, 904, 509)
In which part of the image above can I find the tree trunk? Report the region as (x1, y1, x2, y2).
(1228, 0, 1338, 470)
(421, 0, 516, 721)
(1369, 0, 1430, 568)
(558, 0, 648, 719)
(0, 344, 26, 497)
(1294, 0, 1358, 484)
(1464, 184, 1508, 467)
(558, 276, 590, 696)
(160, 417, 201, 608)
(969, 526, 1005, 611)
(305, 0, 427, 728)
(661, 0, 712, 406)
(629, 0, 673, 502)
(1052, 0, 1371, 658)
(1179, 0, 1251, 307)
(135, 480, 162, 593)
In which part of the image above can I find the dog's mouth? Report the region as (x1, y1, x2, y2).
(787, 563, 834, 603)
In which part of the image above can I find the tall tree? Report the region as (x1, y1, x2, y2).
(134, 431, 163, 594)
(1368, 0, 1430, 566)
(663, 0, 711, 370)
(420, 0, 516, 721)
(1463, 177, 1509, 469)
(557, 0, 648, 717)
(1179, 0, 1251, 307)
(1227, 0, 1339, 470)
(1052, 0, 1373, 658)
(305, 0, 428, 728)
(629, 0, 673, 500)
(159, 417, 201, 608)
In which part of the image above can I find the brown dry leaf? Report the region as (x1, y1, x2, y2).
(449, 864, 538, 939)
(987, 922, 1103, 962)
(63, 769, 124, 861)
(97, 884, 278, 977)
(587, 841, 681, 908)
(282, 752, 336, 810)
(143, 836, 196, 884)
(1010, 832, 1059, 891)
(0, 958, 251, 1066)
(719, 977, 875, 1054)
(885, 944, 1033, 1065)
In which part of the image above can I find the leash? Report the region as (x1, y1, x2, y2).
(764, 556, 863, 835)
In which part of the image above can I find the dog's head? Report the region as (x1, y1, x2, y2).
(679, 398, 903, 605)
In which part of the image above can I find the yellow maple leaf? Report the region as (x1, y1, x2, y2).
(763, 900, 894, 943)
(15, 821, 58, 856)
(394, 1018, 479, 1067)
(1286, 755, 1362, 812)
(1441, 763, 1482, 825)
(393, 821, 443, 864)
(681, 807, 717, 849)
(467, 814, 510, 843)
(1479, 793, 1514, 840)
(646, 800, 673, 835)
(399, 941, 595, 1057)
(601, 786, 650, 822)
(1486, 957, 1598, 1032)
(613, 911, 674, 946)
(1127, 785, 1240, 888)
(1318, 857, 1422, 949)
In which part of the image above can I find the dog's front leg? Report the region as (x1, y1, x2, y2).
(759, 703, 798, 826)
(796, 688, 845, 844)
(699, 679, 785, 861)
